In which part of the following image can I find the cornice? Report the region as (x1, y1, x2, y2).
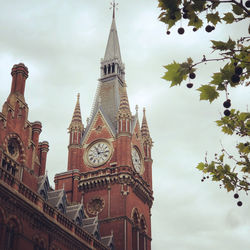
(79, 166, 154, 207)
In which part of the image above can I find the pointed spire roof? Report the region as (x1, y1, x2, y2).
(68, 93, 84, 131)
(104, 16, 122, 62)
(118, 87, 131, 119)
(141, 108, 151, 138)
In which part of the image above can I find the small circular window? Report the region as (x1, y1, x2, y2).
(7, 139, 19, 159)
(87, 197, 105, 215)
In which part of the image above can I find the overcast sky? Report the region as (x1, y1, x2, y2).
(0, 1, 249, 249)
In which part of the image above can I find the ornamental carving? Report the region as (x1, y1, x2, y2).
(7, 138, 20, 160)
(87, 197, 104, 215)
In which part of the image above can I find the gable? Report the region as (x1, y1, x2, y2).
(82, 109, 115, 146)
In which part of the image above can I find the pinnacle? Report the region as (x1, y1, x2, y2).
(68, 93, 84, 131)
(117, 87, 131, 118)
(141, 108, 151, 138)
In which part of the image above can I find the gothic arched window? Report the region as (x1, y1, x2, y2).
(112, 63, 115, 73)
(132, 208, 140, 249)
(4, 219, 19, 250)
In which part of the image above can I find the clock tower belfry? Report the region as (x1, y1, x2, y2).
(55, 8, 153, 250)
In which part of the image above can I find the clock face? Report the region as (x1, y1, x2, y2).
(132, 147, 142, 174)
(87, 141, 112, 167)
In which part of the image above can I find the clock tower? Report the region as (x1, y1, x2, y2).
(55, 9, 153, 250)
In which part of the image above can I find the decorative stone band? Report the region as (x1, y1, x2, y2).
(78, 166, 153, 208)
(38, 141, 49, 152)
(11, 63, 29, 79)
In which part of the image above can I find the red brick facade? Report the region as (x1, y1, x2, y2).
(0, 13, 153, 250)
(0, 63, 110, 250)
(54, 15, 154, 249)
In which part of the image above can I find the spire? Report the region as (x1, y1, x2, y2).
(68, 93, 84, 132)
(117, 87, 131, 119)
(141, 108, 151, 138)
(86, 4, 126, 137)
(103, 17, 122, 62)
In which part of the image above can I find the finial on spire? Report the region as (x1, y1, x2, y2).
(77, 93, 80, 101)
(110, 0, 118, 19)
(135, 105, 139, 114)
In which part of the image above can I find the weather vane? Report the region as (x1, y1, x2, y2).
(110, 0, 118, 19)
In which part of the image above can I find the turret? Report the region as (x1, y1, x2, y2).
(141, 108, 152, 158)
(117, 87, 132, 134)
(38, 141, 49, 176)
(141, 108, 153, 188)
(67, 94, 84, 171)
(68, 93, 84, 146)
(116, 87, 132, 167)
(10, 63, 29, 99)
(31, 121, 42, 149)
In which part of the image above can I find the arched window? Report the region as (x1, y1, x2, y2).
(104, 65, 107, 75)
(112, 63, 115, 73)
(4, 219, 19, 250)
(139, 216, 147, 250)
(108, 64, 111, 74)
(132, 208, 139, 250)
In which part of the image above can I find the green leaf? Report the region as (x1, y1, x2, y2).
(188, 14, 203, 28)
(197, 85, 219, 103)
(224, 164, 230, 172)
(211, 39, 236, 51)
(232, 4, 244, 15)
(225, 181, 235, 192)
(162, 62, 188, 87)
(216, 120, 223, 126)
(192, 0, 206, 11)
(222, 126, 233, 135)
(239, 112, 250, 121)
(222, 12, 235, 24)
(210, 72, 223, 85)
(197, 162, 205, 170)
(206, 12, 221, 25)
(207, 162, 215, 172)
(220, 63, 235, 85)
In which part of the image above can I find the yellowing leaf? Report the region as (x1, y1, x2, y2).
(197, 162, 205, 170)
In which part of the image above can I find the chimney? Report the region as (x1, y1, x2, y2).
(10, 63, 29, 96)
(38, 141, 49, 176)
